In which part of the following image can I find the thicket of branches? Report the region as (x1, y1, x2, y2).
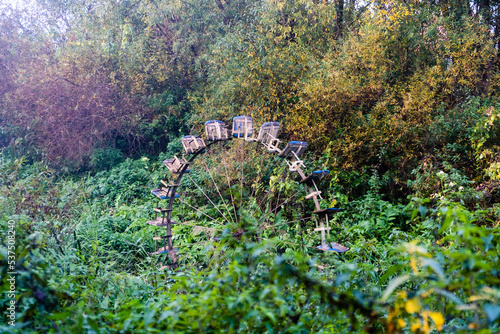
(1, 0, 499, 192)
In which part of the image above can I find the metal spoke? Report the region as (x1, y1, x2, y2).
(259, 216, 312, 230)
(256, 189, 273, 213)
(256, 167, 287, 211)
(202, 160, 236, 225)
(177, 220, 224, 231)
(222, 153, 239, 223)
(174, 240, 210, 248)
(177, 197, 224, 226)
(257, 237, 316, 249)
(187, 174, 232, 225)
(256, 188, 304, 225)
(239, 141, 244, 213)
(246, 150, 266, 212)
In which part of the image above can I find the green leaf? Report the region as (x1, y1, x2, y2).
(418, 205, 427, 218)
(433, 288, 464, 305)
(48, 312, 72, 320)
(379, 264, 404, 285)
(484, 304, 500, 323)
(421, 258, 447, 282)
(482, 235, 494, 252)
(381, 274, 411, 302)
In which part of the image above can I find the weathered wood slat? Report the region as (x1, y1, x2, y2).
(153, 235, 172, 240)
(153, 207, 173, 213)
(161, 180, 181, 188)
(146, 218, 178, 226)
(150, 247, 177, 256)
(300, 170, 330, 184)
(150, 250, 168, 255)
(314, 227, 331, 232)
(305, 191, 321, 199)
(313, 207, 345, 215)
(152, 188, 180, 200)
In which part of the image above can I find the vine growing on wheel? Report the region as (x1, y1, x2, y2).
(145, 116, 349, 269)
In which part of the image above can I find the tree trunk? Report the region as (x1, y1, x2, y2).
(336, 0, 344, 38)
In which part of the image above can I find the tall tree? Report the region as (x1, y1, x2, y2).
(336, 0, 344, 38)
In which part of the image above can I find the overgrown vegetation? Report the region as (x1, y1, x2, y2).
(1, 0, 500, 332)
(0, 148, 499, 333)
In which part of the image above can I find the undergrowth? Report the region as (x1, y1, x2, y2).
(0, 152, 499, 333)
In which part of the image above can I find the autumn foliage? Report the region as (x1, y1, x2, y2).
(0, 0, 499, 188)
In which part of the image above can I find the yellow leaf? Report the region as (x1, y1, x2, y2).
(422, 311, 430, 334)
(469, 295, 488, 302)
(427, 311, 444, 331)
(410, 257, 419, 274)
(410, 321, 421, 332)
(397, 318, 406, 328)
(405, 298, 421, 314)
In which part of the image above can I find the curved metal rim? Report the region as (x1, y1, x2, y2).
(153, 127, 334, 264)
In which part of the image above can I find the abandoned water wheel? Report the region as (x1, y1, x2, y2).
(146, 116, 348, 270)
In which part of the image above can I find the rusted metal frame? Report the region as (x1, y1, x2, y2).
(162, 138, 230, 264)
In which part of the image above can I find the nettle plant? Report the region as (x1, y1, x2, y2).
(408, 161, 483, 209)
(381, 200, 500, 333)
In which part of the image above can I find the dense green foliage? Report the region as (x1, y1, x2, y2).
(0, 144, 499, 332)
(1, 0, 499, 184)
(1, 0, 500, 332)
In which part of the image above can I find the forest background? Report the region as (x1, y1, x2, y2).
(0, 0, 500, 333)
